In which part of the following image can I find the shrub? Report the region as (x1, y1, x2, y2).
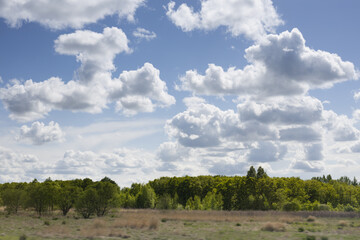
(338, 220, 348, 227)
(298, 227, 305, 232)
(261, 222, 286, 232)
(19, 234, 27, 240)
(344, 204, 355, 212)
(44, 220, 50, 226)
(75, 188, 97, 218)
(283, 201, 301, 211)
(307, 216, 316, 222)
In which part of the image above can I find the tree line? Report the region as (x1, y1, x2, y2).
(1, 167, 360, 218)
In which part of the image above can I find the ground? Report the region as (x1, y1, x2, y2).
(0, 209, 360, 239)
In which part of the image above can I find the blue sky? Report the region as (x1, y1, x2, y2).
(0, 0, 359, 186)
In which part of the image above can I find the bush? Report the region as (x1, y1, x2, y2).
(298, 227, 305, 232)
(261, 222, 286, 232)
(44, 220, 50, 226)
(283, 201, 301, 211)
(344, 204, 355, 212)
(307, 216, 316, 222)
(19, 234, 27, 240)
(75, 188, 97, 218)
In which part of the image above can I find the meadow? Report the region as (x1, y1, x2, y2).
(1, 209, 360, 240)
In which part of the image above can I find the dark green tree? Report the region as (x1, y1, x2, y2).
(246, 166, 256, 178)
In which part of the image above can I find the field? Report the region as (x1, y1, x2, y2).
(1, 209, 360, 240)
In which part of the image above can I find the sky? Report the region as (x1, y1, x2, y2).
(0, 0, 360, 186)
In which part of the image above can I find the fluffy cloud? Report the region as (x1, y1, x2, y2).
(179, 29, 358, 97)
(247, 141, 287, 162)
(18, 121, 64, 145)
(0, 28, 175, 122)
(238, 96, 323, 125)
(291, 160, 324, 172)
(133, 28, 157, 41)
(0, 146, 42, 182)
(0, 0, 145, 29)
(52, 148, 158, 181)
(354, 90, 360, 101)
(55, 27, 131, 83)
(323, 110, 359, 141)
(166, 0, 283, 40)
(304, 143, 323, 161)
(166, 97, 277, 148)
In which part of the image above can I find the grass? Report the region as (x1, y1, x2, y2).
(0, 209, 360, 239)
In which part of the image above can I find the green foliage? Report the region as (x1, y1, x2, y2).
(282, 200, 301, 211)
(1, 188, 26, 214)
(202, 191, 223, 210)
(56, 184, 81, 216)
(75, 187, 97, 218)
(135, 185, 156, 209)
(246, 166, 256, 178)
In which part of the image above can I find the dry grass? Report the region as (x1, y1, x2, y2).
(113, 213, 159, 230)
(306, 215, 317, 222)
(261, 222, 286, 232)
(338, 220, 348, 227)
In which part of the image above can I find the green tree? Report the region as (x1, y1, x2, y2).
(93, 181, 118, 216)
(247, 166, 256, 178)
(1, 188, 26, 214)
(135, 185, 156, 209)
(56, 184, 81, 216)
(256, 166, 268, 178)
(75, 188, 97, 218)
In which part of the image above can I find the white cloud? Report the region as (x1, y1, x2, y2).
(0, 0, 145, 29)
(291, 160, 324, 172)
(17, 121, 64, 145)
(179, 29, 358, 97)
(54, 27, 131, 83)
(0, 146, 42, 182)
(166, 0, 283, 40)
(279, 127, 321, 142)
(133, 28, 157, 41)
(165, 97, 277, 148)
(354, 90, 360, 101)
(304, 143, 323, 161)
(323, 110, 359, 141)
(238, 96, 323, 125)
(0, 28, 175, 122)
(247, 141, 287, 162)
(0, 76, 3, 83)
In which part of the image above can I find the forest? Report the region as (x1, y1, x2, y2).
(1, 166, 360, 218)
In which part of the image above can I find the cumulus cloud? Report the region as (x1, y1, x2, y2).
(179, 29, 358, 97)
(133, 28, 157, 41)
(166, 0, 283, 40)
(0, 146, 42, 182)
(0, 28, 175, 122)
(354, 90, 360, 101)
(280, 127, 321, 142)
(165, 97, 277, 148)
(238, 96, 323, 125)
(55, 27, 131, 83)
(17, 121, 64, 145)
(304, 143, 323, 161)
(53, 148, 157, 176)
(323, 110, 359, 141)
(291, 160, 324, 172)
(0, 0, 145, 29)
(247, 141, 287, 162)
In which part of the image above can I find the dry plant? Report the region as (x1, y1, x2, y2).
(306, 215, 316, 222)
(338, 220, 348, 227)
(113, 214, 159, 230)
(261, 222, 286, 232)
(36, 225, 72, 238)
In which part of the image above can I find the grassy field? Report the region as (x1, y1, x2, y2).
(1, 209, 360, 240)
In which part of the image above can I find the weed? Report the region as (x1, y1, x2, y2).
(236, 223, 241, 226)
(307, 216, 316, 222)
(261, 222, 286, 232)
(19, 234, 27, 240)
(298, 227, 305, 232)
(62, 220, 66, 225)
(320, 237, 328, 240)
(161, 218, 167, 222)
(44, 220, 50, 226)
(338, 220, 348, 227)
(52, 217, 58, 220)
(149, 218, 159, 230)
(305, 236, 316, 240)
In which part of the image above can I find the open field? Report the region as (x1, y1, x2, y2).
(1, 209, 360, 240)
